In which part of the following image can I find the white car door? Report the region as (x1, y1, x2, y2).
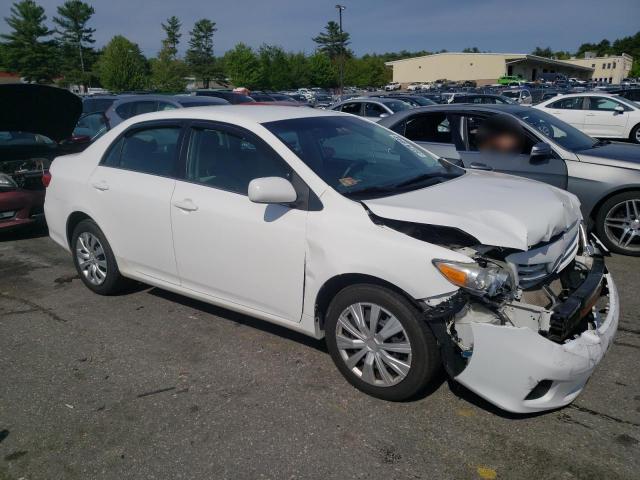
(170, 122, 308, 322)
(583, 96, 630, 138)
(543, 97, 586, 130)
(87, 122, 183, 284)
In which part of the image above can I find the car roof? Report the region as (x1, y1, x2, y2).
(175, 96, 228, 105)
(377, 103, 530, 125)
(120, 105, 343, 126)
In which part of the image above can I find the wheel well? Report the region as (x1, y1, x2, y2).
(66, 211, 93, 248)
(314, 273, 419, 330)
(589, 187, 640, 223)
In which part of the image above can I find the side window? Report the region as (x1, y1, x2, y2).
(404, 113, 452, 143)
(132, 101, 158, 116)
(549, 97, 583, 110)
(364, 103, 386, 117)
(587, 97, 623, 111)
(102, 137, 124, 167)
(115, 127, 181, 176)
(114, 103, 133, 120)
(185, 127, 292, 195)
(465, 115, 535, 154)
(340, 102, 361, 115)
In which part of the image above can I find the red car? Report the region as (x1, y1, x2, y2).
(0, 84, 82, 232)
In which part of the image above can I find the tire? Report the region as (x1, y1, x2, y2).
(325, 284, 441, 401)
(630, 124, 640, 144)
(71, 219, 132, 294)
(595, 190, 640, 256)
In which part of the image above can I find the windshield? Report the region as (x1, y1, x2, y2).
(500, 91, 520, 98)
(264, 115, 463, 198)
(513, 108, 597, 151)
(0, 131, 55, 146)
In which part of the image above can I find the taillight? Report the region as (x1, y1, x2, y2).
(42, 171, 52, 187)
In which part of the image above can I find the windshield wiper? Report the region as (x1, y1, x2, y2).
(393, 172, 455, 189)
(342, 184, 399, 198)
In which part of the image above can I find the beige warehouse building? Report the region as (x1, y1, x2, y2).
(563, 53, 633, 84)
(385, 52, 596, 86)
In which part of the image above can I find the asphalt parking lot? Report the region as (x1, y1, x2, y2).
(0, 225, 639, 480)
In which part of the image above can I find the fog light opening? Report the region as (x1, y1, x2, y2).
(524, 379, 553, 400)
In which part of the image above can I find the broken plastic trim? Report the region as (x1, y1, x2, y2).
(365, 207, 480, 248)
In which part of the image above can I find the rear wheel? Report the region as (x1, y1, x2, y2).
(325, 284, 441, 401)
(595, 191, 640, 256)
(71, 219, 132, 294)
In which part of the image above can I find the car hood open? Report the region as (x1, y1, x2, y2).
(0, 84, 82, 143)
(362, 171, 582, 251)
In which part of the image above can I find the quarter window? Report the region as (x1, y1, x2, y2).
(340, 102, 362, 115)
(404, 113, 452, 143)
(106, 127, 181, 176)
(185, 127, 292, 195)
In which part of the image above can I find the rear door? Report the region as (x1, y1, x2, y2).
(338, 102, 363, 117)
(363, 102, 388, 122)
(583, 96, 630, 137)
(542, 96, 587, 130)
(457, 114, 568, 189)
(87, 121, 184, 284)
(395, 111, 462, 161)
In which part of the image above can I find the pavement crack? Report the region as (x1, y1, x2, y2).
(0, 292, 66, 323)
(614, 340, 640, 350)
(617, 326, 640, 336)
(137, 386, 176, 398)
(569, 404, 640, 427)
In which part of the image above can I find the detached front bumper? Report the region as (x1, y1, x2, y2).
(0, 189, 45, 231)
(454, 272, 619, 414)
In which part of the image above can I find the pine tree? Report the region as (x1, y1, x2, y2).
(185, 19, 218, 88)
(151, 16, 188, 92)
(161, 16, 181, 60)
(53, 0, 95, 75)
(1, 0, 58, 83)
(312, 21, 350, 60)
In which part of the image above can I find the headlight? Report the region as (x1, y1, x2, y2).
(433, 259, 510, 296)
(0, 173, 18, 189)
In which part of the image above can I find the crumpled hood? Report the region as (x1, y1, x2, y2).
(362, 171, 582, 251)
(576, 142, 640, 169)
(0, 84, 82, 143)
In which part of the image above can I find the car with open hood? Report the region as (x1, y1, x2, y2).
(0, 84, 82, 231)
(379, 104, 640, 256)
(44, 106, 618, 414)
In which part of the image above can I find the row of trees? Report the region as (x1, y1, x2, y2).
(0, 0, 399, 92)
(532, 32, 640, 77)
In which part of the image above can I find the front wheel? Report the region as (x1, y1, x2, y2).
(325, 284, 441, 401)
(595, 191, 640, 256)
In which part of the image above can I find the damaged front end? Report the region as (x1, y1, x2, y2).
(417, 221, 619, 413)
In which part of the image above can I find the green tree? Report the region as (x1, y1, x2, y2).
(161, 15, 181, 59)
(312, 20, 350, 60)
(1, 0, 58, 83)
(257, 44, 291, 90)
(462, 47, 480, 53)
(151, 16, 188, 92)
(308, 52, 337, 88)
(185, 19, 218, 88)
(53, 0, 95, 79)
(286, 52, 310, 88)
(532, 46, 554, 58)
(97, 35, 148, 92)
(223, 43, 260, 88)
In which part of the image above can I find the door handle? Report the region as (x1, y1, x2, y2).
(92, 181, 109, 191)
(172, 199, 198, 212)
(469, 162, 494, 171)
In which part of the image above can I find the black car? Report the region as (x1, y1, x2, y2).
(193, 90, 255, 104)
(82, 95, 118, 114)
(610, 88, 640, 103)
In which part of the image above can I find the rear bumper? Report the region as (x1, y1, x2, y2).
(454, 272, 619, 413)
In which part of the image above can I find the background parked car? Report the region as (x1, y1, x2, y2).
(330, 97, 412, 121)
(370, 94, 437, 107)
(380, 103, 640, 255)
(105, 95, 229, 127)
(384, 82, 401, 91)
(81, 94, 118, 114)
(500, 88, 533, 105)
(1, 84, 82, 231)
(449, 93, 516, 105)
(535, 93, 640, 143)
(193, 89, 255, 104)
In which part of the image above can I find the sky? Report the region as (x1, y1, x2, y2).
(1, 0, 639, 57)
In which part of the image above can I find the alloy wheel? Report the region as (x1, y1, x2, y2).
(603, 199, 640, 252)
(335, 302, 412, 387)
(76, 232, 108, 285)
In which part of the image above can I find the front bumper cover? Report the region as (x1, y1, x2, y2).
(453, 271, 619, 413)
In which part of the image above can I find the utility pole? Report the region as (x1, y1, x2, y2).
(335, 4, 346, 95)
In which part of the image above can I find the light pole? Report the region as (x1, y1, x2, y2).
(335, 4, 346, 95)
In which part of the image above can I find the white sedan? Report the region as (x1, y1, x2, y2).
(44, 106, 618, 413)
(535, 92, 640, 143)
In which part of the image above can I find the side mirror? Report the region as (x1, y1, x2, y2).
(530, 142, 553, 160)
(248, 177, 297, 204)
(614, 105, 625, 114)
(379, 113, 390, 118)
